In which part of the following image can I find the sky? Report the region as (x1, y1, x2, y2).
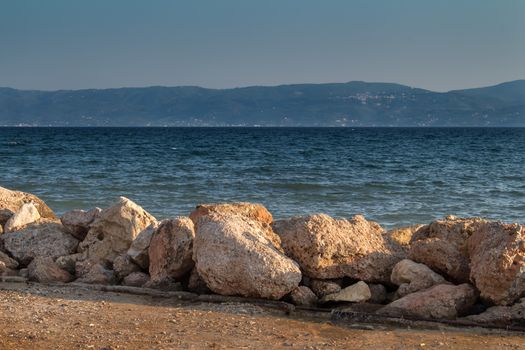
(0, 0, 524, 92)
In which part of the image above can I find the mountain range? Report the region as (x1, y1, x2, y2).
(0, 80, 524, 127)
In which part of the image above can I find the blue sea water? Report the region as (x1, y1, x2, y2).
(1, 127, 524, 229)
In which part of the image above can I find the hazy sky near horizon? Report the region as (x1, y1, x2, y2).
(1, 0, 524, 91)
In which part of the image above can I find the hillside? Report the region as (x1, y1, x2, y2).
(0, 80, 524, 126)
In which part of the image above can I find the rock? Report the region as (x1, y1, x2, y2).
(0, 251, 18, 270)
(410, 217, 525, 306)
(190, 202, 282, 250)
(127, 222, 159, 270)
(18, 268, 28, 278)
(75, 260, 116, 285)
(148, 218, 195, 285)
(309, 279, 342, 298)
(0, 261, 9, 275)
(410, 238, 471, 284)
(369, 284, 387, 304)
(60, 208, 102, 240)
(467, 221, 525, 305)
(4, 202, 41, 232)
(273, 214, 404, 284)
(391, 259, 447, 298)
(463, 298, 525, 326)
(321, 281, 371, 303)
(378, 284, 478, 320)
(113, 254, 141, 280)
(408, 217, 485, 282)
(0, 208, 14, 228)
(2, 221, 79, 265)
(386, 224, 424, 246)
(193, 213, 301, 300)
(122, 272, 150, 287)
(27, 256, 73, 283)
(79, 197, 156, 266)
(301, 275, 312, 288)
(190, 202, 273, 226)
(290, 286, 318, 306)
(0, 261, 17, 276)
(186, 268, 211, 294)
(55, 253, 84, 274)
(0, 186, 56, 219)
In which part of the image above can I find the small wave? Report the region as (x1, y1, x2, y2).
(271, 183, 328, 190)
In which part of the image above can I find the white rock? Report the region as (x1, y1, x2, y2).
(4, 202, 41, 232)
(78, 197, 156, 266)
(321, 281, 371, 303)
(391, 259, 447, 297)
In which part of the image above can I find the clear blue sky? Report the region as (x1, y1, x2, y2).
(1, 0, 524, 91)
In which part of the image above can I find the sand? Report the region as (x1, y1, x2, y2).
(0, 282, 523, 349)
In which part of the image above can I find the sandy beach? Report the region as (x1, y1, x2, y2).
(0, 282, 523, 350)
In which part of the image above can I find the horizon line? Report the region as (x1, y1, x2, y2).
(3, 126, 525, 129)
(1, 79, 524, 94)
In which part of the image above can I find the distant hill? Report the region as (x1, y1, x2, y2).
(0, 80, 524, 126)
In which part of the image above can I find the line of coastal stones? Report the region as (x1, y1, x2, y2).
(0, 185, 524, 327)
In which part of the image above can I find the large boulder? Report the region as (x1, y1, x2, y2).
(4, 202, 41, 232)
(467, 221, 525, 305)
(193, 213, 301, 300)
(464, 298, 525, 326)
(127, 222, 160, 270)
(410, 217, 525, 306)
(189, 202, 282, 250)
(391, 259, 447, 298)
(60, 208, 102, 240)
(148, 218, 195, 285)
(321, 281, 371, 303)
(0, 186, 56, 220)
(378, 284, 478, 320)
(272, 214, 404, 284)
(78, 197, 156, 266)
(1, 221, 79, 265)
(408, 217, 485, 283)
(190, 202, 273, 226)
(28, 256, 73, 283)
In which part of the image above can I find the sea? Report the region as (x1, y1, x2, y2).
(1, 127, 524, 229)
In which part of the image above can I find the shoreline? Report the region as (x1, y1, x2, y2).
(1, 282, 523, 350)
